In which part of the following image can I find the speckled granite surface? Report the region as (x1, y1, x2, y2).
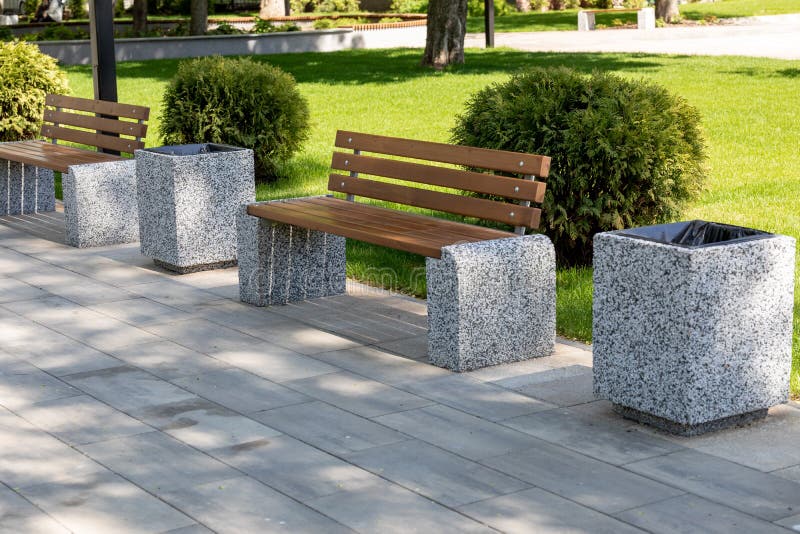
(237, 200, 346, 306)
(0, 157, 55, 215)
(427, 234, 556, 372)
(63, 160, 139, 248)
(593, 227, 796, 433)
(136, 147, 255, 273)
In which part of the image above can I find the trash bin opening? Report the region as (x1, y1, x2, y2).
(616, 220, 771, 248)
(145, 144, 243, 156)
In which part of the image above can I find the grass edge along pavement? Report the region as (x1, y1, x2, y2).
(60, 48, 800, 395)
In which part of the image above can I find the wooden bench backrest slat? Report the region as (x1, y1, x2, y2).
(329, 174, 541, 228)
(45, 94, 150, 121)
(41, 124, 144, 154)
(43, 109, 148, 139)
(330, 151, 546, 203)
(335, 130, 550, 177)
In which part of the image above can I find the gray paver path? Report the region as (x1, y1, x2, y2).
(1, 213, 800, 533)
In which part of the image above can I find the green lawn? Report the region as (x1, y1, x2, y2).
(63, 48, 800, 393)
(466, 0, 800, 32)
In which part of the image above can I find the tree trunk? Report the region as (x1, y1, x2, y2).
(132, 0, 147, 34)
(259, 0, 285, 18)
(515, 0, 530, 11)
(655, 0, 679, 22)
(421, 0, 467, 69)
(190, 0, 207, 35)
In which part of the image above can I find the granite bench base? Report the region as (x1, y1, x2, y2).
(593, 230, 796, 435)
(0, 158, 56, 215)
(237, 201, 557, 371)
(63, 160, 139, 248)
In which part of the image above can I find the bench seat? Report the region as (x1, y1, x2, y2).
(247, 196, 515, 259)
(0, 140, 124, 174)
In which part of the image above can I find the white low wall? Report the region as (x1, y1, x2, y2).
(35, 26, 427, 65)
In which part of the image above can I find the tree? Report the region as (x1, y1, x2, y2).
(421, 0, 467, 69)
(132, 0, 147, 34)
(259, 0, 285, 18)
(656, 0, 679, 22)
(190, 0, 207, 35)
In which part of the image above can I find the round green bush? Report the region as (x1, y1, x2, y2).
(452, 67, 707, 266)
(159, 56, 310, 180)
(0, 41, 69, 142)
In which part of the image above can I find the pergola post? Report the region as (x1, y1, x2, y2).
(484, 0, 494, 48)
(89, 0, 118, 102)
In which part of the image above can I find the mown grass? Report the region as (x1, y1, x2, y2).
(62, 48, 800, 391)
(466, 0, 800, 32)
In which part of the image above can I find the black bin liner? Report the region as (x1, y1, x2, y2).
(617, 220, 771, 248)
(145, 143, 243, 156)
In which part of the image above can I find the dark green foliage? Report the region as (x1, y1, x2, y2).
(467, 0, 514, 17)
(389, 0, 427, 12)
(452, 67, 706, 265)
(67, 0, 86, 18)
(0, 41, 69, 142)
(30, 24, 89, 40)
(290, 0, 359, 13)
(159, 56, 310, 180)
(0, 27, 12, 42)
(253, 18, 300, 32)
(206, 22, 243, 34)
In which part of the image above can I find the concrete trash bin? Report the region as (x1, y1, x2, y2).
(593, 220, 796, 435)
(136, 143, 255, 273)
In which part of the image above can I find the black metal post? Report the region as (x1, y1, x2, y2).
(484, 0, 494, 48)
(89, 0, 118, 103)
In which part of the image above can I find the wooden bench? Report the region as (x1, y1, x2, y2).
(578, 7, 655, 31)
(238, 130, 558, 371)
(0, 94, 150, 247)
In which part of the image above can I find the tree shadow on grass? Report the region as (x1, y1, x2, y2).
(64, 49, 667, 85)
(723, 67, 800, 79)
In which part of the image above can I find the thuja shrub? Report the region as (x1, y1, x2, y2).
(160, 56, 310, 180)
(452, 67, 707, 265)
(0, 41, 69, 142)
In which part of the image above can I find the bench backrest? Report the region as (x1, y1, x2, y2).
(41, 94, 150, 155)
(328, 130, 550, 233)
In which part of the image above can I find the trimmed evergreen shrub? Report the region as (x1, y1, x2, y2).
(159, 56, 310, 180)
(452, 67, 707, 266)
(0, 41, 69, 142)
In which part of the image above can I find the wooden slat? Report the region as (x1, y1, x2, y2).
(46, 94, 150, 121)
(43, 110, 148, 138)
(335, 130, 550, 177)
(0, 141, 122, 172)
(304, 197, 514, 242)
(40, 125, 143, 154)
(329, 174, 541, 229)
(330, 152, 545, 203)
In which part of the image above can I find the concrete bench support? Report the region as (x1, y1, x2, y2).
(0, 158, 55, 216)
(577, 11, 595, 31)
(426, 234, 556, 372)
(578, 7, 655, 31)
(63, 160, 139, 248)
(237, 200, 346, 306)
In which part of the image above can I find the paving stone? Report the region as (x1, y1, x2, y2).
(11, 337, 123, 377)
(345, 439, 530, 507)
(20, 471, 195, 533)
(144, 318, 264, 353)
(136, 397, 282, 452)
(465, 355, 557, 384)
(209, 345, 337, 384)
(40, 255, 167, 288)
(307, 477, 493, 534)
(0, 481, 69, 533)
(625, 449, 800, 521)
(481, 442, 683, 514)
(0, 277, 49, 303)
(161, 524, 215, 534)
(513, 367, 598, 407)
(64, 366, 196, 412)
(16, 394, 150, 446)
(88, 297, 191, 327)
(311, 345, 449, 385)
(458, 487, 645, 534)
(189, 299, 300, 337)
(78, 431, 239, 494)
(400, 374, 555, 422)
(772, 464, 800, 483)
(0, 361, 80, 410)
(254, 324, 362, 355)
(502, 406, 683, 465)
(254, 400, 408, 456)
(127, 280, 227, 309)
(373, 404, 539, 461)
(14, 269, 135, 306)
(109, 341, 230, 380)
(0, 408, 107, 488)
(211, 434, 378, 501)
(776, 513, 800, 531)
(172, 368, 310, 414)
(376, 334, 430, 360)
(286, 371, 433, 418)
(616, 494, 792, 534)
(161, 476, 353, 534)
